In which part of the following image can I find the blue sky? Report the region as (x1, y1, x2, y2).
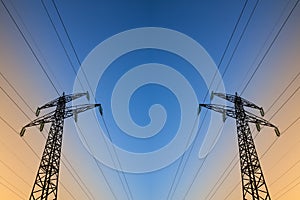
(1, 0, 300, 200)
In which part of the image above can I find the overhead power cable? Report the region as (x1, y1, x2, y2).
(48, 1, 134, 198)
(241, 0, 300, 95)
(183, 0, 300, 199)
(0, 178, 25, 199)
(0, 0, 60, 95)
(207, 75, 300, 200)
(167, 1, 252, 199)
(0, 115, 77, 200)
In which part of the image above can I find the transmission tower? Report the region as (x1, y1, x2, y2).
(199, 92, 280, 200)
(20, 92, 102, 200)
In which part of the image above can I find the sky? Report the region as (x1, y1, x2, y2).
(0, 0, 300, 199)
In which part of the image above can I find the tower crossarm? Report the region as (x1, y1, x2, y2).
(199, 103, 280, 136)
(35, 92, 89, 116)
(211, 92, 264, 116)
(243, 110, 280, 136)
(20, 103, 101, 136)
(211, 92, 236, 103)
(65, 104, 102, 122)
(199, 103, 236, 119)
(244, 110, 276, 128)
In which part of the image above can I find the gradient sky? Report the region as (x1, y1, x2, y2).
(0, 0, 300, 200)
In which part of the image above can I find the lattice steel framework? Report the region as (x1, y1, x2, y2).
(20, 92, 101, 200)
(199, 92, 280, 200)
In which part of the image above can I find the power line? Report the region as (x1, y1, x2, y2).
(0, 67, 117, 199)
(183, 125, 224, 200)
(75, 124, 119, 200)
(0, 141, 83, 199)
(240, 0, 300, 95)
(60, 153, 96, 200)
(180, 0, 298, 197)
(60, 153, 95, 200)
(260, 117, 300, 199)
(0, 174, 27, 197)
(50, 1, 135, 198)
(5, 0, 65, 93)
(1, 1, 121, 198)
(0, 115, 77, 200)
(184, 0, 262, 194)
(0, 138, 35, 177)
(0, 115, 39, 158)
(0, 70, 98, 199)
(101, 115, 134, 200)
(222, 115, 300, 199)
(0, 88, 92, 200)
(263, 119, 300, 188)
(19, 93, 99, 200)
(0, 86, 93, 200)
(264, 72, 300, 114)
(236, 0, 294, 94)
(41, 1, 120, 196)
(51, 0, 82, 66)
(223, 181, 241, 200)
(215, 0, 260, 89)
(0, 0, 60, 95)
(167, 1, 252, 199)
(48, 1, 255, 199)
(1, 0, 298, 198)
(39, 0, 126, 198)
(221, 113, 298, 200)
(40, 0, 85, 91)
(0, 178, 25, 199)
(0, 159, 31, 188)
(166, 115, 200, 200)
(36, 3, 99, 199)
(200, 93, 280, 200)
(0, 1, 110, 199)
(271, 156, 300, 190)
(0, 86, 32, 120)
(258, 87, 300, 158)
(42, 1, 133, 198)
(208, 83, 300, 200)
(222, 115, 300, 200)
(202, 0, 251, 104)
(276, 174, 300, 199)
(169, 1, 265, 199)
(199, 1, 300, 198)
(0, 71, 35, 113)
(205, 155, 239, 200)
(215, 0, 250, 73)
(51, 0, 96, 99)
(204, 72, 300, 200)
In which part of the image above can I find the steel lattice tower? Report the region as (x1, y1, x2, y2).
(20, 92, 101, 200)
(199, 92, 280, 200)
